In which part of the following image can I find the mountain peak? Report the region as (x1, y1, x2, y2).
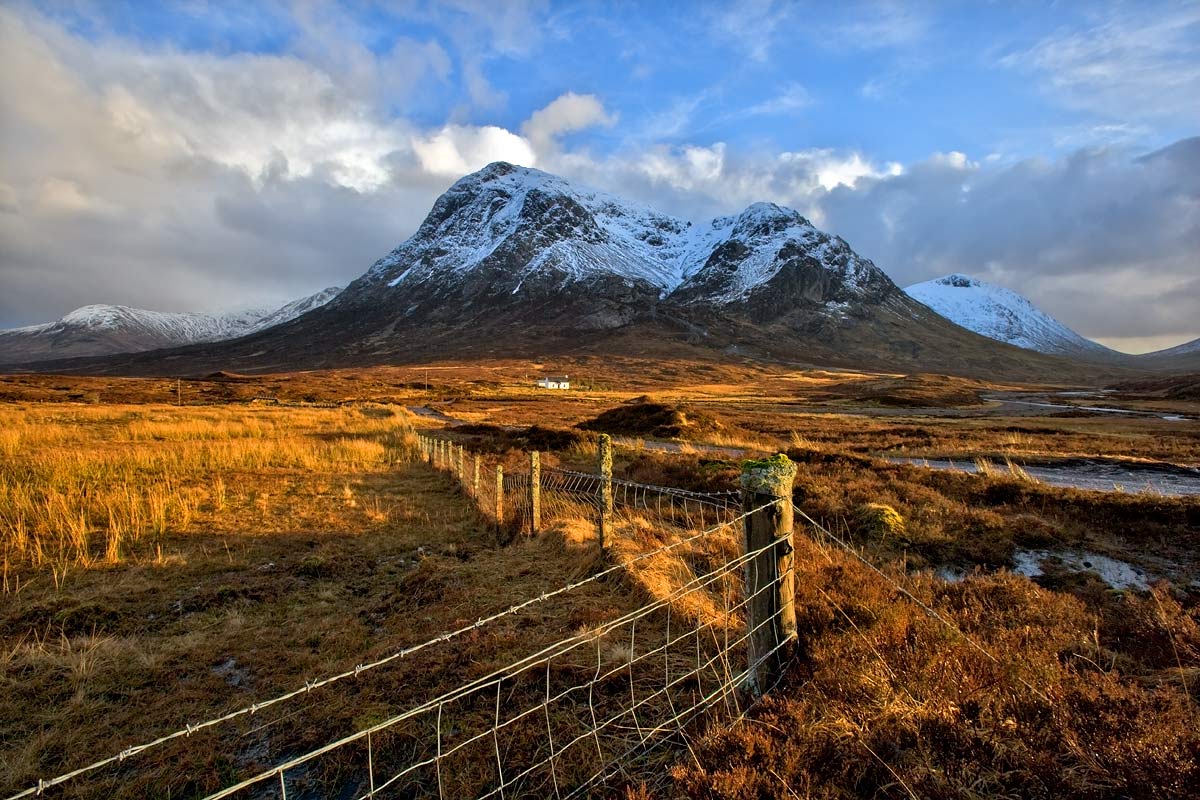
(934, 273, 980, 288)
(905, 274, 1116, 358)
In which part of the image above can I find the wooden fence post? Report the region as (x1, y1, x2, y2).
(529, 451, 541, 535)
(455, 444, 463, 482)
(495, 465, 504, 533)
(740, 454, 798, 697)
(472, 454, 480, 499)
(597, 434, 612, 551)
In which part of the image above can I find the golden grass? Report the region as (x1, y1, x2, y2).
(0, 404, 417, 576)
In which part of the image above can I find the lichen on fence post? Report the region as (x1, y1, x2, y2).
(740, 453, 798, 697)
(530, 451, 541, 535)
(597, 434, 613, 551)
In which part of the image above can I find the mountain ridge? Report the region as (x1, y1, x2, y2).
(0, 287, 342, 364)
(0, 163, 1140, 382)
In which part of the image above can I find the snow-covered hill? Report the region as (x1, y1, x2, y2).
(15, 164, 1105, 381)
(0, 287, 341, 364)
(1146, 337, 1200, 358)
(904, 274, 1119, 359)
(351, 162, 891, 327)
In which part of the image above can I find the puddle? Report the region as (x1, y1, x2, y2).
(1012, 549, 1151, 591)
(988, 395, 1194, 422)
(212, 656, 250, 688)
(886, 456, 1200, 497)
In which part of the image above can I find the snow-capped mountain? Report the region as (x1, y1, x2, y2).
(15, 163, 1100, 380)
(240, 286, 343, 335)
(339, 162, 894, 333)
(905, 274, 1120, 359)
(0, 287, 341, 364)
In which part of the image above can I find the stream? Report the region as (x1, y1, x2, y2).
(886, 456, 1200, 497)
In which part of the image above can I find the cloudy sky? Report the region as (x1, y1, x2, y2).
(1, 0, 1197, 352)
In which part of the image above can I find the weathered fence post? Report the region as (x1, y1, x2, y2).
(740, 454, 798, 697)
(495, 465, 504, 533)
(455, 444, 463, 482)
(529, 451, 541, 535)
(472, 454, 480, 499)
(597, 434, 613, 551)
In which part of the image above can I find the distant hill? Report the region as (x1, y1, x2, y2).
(1139, 337, 1200, 373)
(904, 274, 1124, 362)
(0, 287, 340, 364)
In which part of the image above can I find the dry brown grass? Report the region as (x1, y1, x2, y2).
(0, 404, 416, 577)
(3, 363, 1199, 798)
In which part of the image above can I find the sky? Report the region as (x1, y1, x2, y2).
(0, 0, 1197, 353)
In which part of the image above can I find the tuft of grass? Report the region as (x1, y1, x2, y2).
(856, 502, 907, 541)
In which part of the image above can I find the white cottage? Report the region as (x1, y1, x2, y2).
(536, 375, 571, 390)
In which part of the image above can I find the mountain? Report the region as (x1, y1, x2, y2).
(1140, 336, 1200, 372)
(0, 287, 341, 364)
(904, 274, 1124, 361)
(7, 164, 1120, 381)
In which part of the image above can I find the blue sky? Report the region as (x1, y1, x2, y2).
(1, 0, 1198, 351)
(44, 0, 1193, 162)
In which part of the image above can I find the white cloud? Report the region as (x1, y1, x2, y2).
(744, 83, 811, 116)
(521, 92, 615, 152)
(412, 125, 537, 176)
(1000, 4, 1200, 125)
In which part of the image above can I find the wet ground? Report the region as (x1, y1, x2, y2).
(885, 456, 1200, 497)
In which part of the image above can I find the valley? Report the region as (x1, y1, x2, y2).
(1, 360, 1197, 797)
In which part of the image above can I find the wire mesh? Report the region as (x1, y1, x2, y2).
(198, 505, 785, 800)
(9, 435, 784, 800)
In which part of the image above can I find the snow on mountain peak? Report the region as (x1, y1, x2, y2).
(905, 274, 1114, 357)
(363, 162, 888, 306)
(0, 287, 342, 364)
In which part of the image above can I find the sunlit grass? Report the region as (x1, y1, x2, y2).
(0, 404, 417, 574)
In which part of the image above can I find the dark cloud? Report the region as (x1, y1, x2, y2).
(817, 142, 1200, 346)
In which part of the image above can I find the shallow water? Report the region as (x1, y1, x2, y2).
(886, 456, 1200, 497)
(1012, 549, 1151, 591)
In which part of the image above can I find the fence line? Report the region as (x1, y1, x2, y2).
(202, 515, 785, 798)
(417, 433, 742, 545)
(8, 430, 790, 800)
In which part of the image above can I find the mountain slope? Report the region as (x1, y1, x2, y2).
(1140, 336, 1200, 372)
(0, 287, 341, 364)
(904, 274, 1122, 360)
(9, 164, 1122, 381)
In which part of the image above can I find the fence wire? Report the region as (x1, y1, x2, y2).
(10, 436, 784, 800)
(200, 502, 786, 799)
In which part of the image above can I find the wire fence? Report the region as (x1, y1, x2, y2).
(8, 435, 791, 800)
(417, 435, 741, 543)
(202, 504, 785, 799)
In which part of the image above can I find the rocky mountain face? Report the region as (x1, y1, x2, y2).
(904, 274, 1125, 361)
(10, 163, 1118, 380)
(0, 287, 341, 365)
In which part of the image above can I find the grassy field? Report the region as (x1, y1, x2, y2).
(2, 364, 1198, 798)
